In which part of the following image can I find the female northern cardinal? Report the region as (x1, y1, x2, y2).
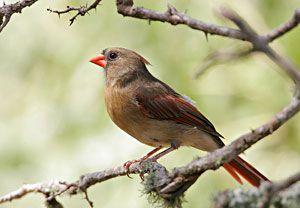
(90, 47, 269, 187)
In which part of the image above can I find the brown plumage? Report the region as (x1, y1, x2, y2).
(90, 47, 270, 187)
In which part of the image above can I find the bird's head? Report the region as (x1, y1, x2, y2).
(90, 47, 151, 86)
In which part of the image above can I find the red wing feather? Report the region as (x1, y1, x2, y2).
(135, 92, 224, 140)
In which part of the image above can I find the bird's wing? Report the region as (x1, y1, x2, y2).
(135, 86, 224, 143)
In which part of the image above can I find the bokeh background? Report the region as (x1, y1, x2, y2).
(0, 0, 300, 207)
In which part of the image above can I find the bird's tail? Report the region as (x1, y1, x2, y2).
(223, 156, 269, 187)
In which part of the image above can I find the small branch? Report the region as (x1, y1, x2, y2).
(47, 0, 102, 25)
(0, 161, 166, 205)
(0, 0, 39, 33)
(264, 8, 300, 42)
(222, 8, 300, 91)
(273, 171, 300, 193)
(0, 180, 74, 204)
(45, 197, 64, 208)
(213, 171, 300, 208)
(194, 47, 252, 78)
(76, 161, 148, 190)
(116, 0, 246, 41)
(116, 1, 300, 44)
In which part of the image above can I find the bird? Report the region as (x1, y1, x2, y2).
(90, 47, 269, 187)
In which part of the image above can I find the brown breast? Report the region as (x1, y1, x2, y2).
(104, 85, 146, 138)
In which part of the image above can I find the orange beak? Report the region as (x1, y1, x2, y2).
(90, 54, 106, 68)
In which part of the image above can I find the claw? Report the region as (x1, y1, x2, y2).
(139, 173, 144, 181)
(126, 172, 133, 179)
(122, 146, 163, 179)
(123, 160, 139, 178)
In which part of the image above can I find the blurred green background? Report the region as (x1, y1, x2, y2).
(0, 0, 300, 207)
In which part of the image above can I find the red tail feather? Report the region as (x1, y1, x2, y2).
(223, 163, 243, 185)
(223, 156, 269, 187)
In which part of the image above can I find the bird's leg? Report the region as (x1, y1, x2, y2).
(150, 140, 179, 162)
(123, 146, 162, 178)
(150, 146, 176, 162)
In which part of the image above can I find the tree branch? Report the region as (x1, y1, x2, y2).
(0, 180, 74, 204)
(221, 8, 300, 87)
(0, 162, 167, 206)
(194, 47, 252, 78)
(264, 8, 300, 43)
(116, 0, 246, 41)
(116, 0, 300, 44)
(47, 0, 102, 25)
(0, 0, 39, 33)
(213, 171, 300, 208)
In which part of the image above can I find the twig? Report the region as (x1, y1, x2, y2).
(272, 171, 300, 193)
(264, 8, 300, 43)
(221, 8, 300, 90)
(0, 0, 39, 33)
(116, 0, 246, 41)
(196, 7, 300, 81)
(47, 0, 102, 25)
(82, 190, 94, 208)
(45, 196, 64, 208)
(194, 47, 252, 78)
(116, 0, 300, 44)
(0, 180, 74, 203)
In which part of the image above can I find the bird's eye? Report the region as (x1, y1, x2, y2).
(108, 52, 118, 60)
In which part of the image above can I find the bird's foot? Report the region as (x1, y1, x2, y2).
(123, 158, 147, 179)
(123, 146, 163, 179)
(123, 159, 138, 178)
(139, 173, 145, 181)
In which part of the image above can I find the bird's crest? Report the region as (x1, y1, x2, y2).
(134, 51, 151, 66)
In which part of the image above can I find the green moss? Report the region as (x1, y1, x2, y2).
(213, 184, 300, 208)
(140, 161, 185, 208)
